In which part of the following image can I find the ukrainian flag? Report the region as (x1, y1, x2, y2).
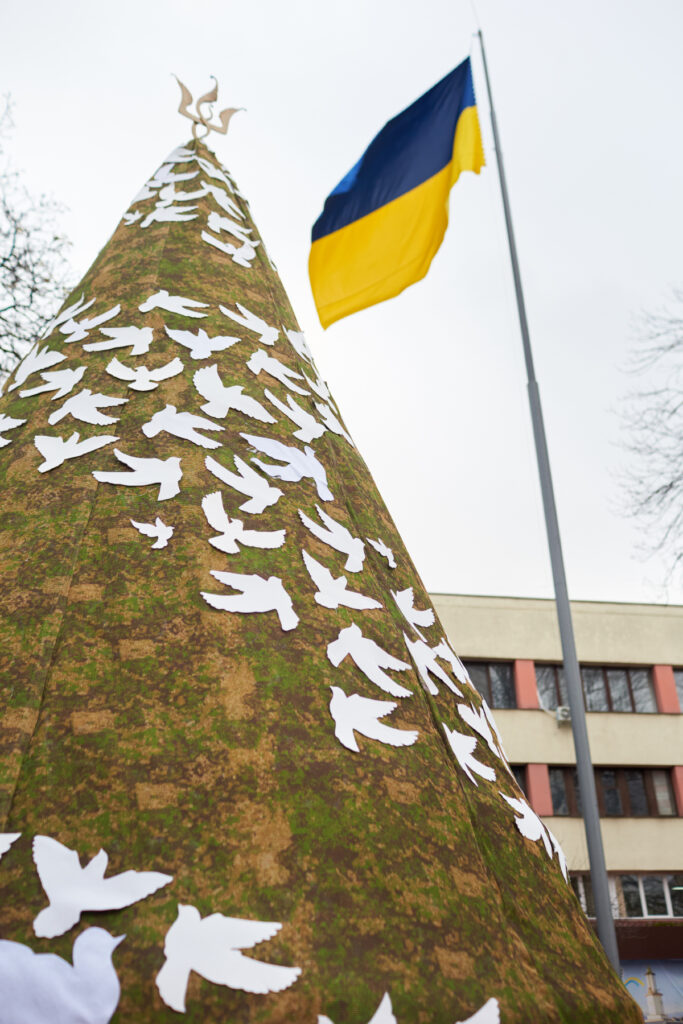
(309, 57, 484, 328)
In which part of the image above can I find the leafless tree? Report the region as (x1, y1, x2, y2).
(622, 289, 683, 583)
(0, 98, 72, 378)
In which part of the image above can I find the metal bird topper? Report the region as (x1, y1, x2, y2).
(173, 76, 242, 140)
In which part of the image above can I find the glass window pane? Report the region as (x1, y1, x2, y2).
(674, 669, 683, 711)
(630, 669, 657, 713)
(668, 875, 683, 917)
(582, 667, 609, 711)
(625, 770, 648, 816)
(465, 663, 489, 703)
(583, 874, 595, 917)
(489, 663, 515, 709)
(643, 876, 667, 916)
(510, 765, 526, 796)
(600, 769, 622, 815)
(572, 768, 583, 816)
(606, 669, 632, 712)
(619, 875, 643, 917)
(536, 665, 559, 711)
(651, 770, 675, 816)
(549, 768, 568, 815)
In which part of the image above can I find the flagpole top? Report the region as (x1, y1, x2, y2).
(173, 75, 243, 140)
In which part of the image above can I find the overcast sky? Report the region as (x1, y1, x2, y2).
(3, 0, 683, 604)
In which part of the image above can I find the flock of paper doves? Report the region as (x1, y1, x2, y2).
(0, 144, 562, 1022)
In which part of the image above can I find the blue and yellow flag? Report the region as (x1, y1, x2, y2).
(309, 58, 484, 328)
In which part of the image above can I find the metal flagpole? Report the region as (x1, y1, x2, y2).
(475, 28, 620, 971)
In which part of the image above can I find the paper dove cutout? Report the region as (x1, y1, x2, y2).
(319, 991, 396, 1024)
(0, 927, 123, 1024)
(20, 365, 87, 400)
(392, 587, 435, 641)
(455, 998, 501, 1024)
(219, 302, 278, 346)
(201, 230, 258, 268)
(298, 505, 365, 572)
(285, 327, 314, 364)
(458, 702, 510, 773)
(314, 401, 354, 445)
(138, 289, 208, 318)
(546, 826, 569, 881)
(442, 723, 496, 786)
(130, 517, 174, 549)
(265, 389, 325, 443)
(201, 570, 298, 631)
(42, 294, 95, 339)
(367, 537, 397, 569)
(499, 792, 553, 858)
(434, 637, 470, 688)
(0, 833, 20, 860)
(165, 144, 196, 163)
(8, 344, 65, 391)
(106, 355, 184, 392)
(130, 183, 157, 204)
(327, 623, 412, 698)
(141, 203, 198, 228)
(155, 903, 301, 1012)
(202, 491, 285, 554)
(196, 155, 234, 191)
(193, 365, 275, 422)
(207, 209, 256, 247)
(93, 449, 182, 500)
(83, 325, 154, 356)
(148, 163, 199, 187)
(329, 686, 418, 753)
(122, 210, 142, 226)
(202, 181, 243, 219)
(0, 415, 26, 447)
(157, 183, 207, 206)
(403, 633, 463, 696)
(48, 389, 127, 427)
(205, 454, 283, 514)
(60, 304, 120, 344)
(142, 404, 223, 449)
(246, 349, 310, 395)
(35, 431, 118, 473)
(32, 835, 172, 938)
(164, 325, 239, 360)
(302, 550, 381, 611)
(241, 433, 333, 501)
(303, 369, 334, 404)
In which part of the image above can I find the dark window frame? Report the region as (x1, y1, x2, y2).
(534, 662, 656, 713)
(549, 766, 677, 818)
(462, 660, 516, 709)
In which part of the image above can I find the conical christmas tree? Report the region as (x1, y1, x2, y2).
(0, 118, 638, 1023)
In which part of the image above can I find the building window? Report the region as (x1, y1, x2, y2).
(570, 874, 595, 916)
(674, 668, 683, 710)
(535, 663, 657, 713)
(613, 874, 683, 919)
(549, 767, 677, 817)
(510, 765, 527, 796)
(463, 662, 516, 708)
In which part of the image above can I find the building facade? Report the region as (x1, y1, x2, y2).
(431, 594, 683, 1019)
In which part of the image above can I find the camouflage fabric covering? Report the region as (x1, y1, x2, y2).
(0, 138, 640, 1023)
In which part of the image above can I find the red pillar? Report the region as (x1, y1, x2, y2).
(671, 766, 683, 817)
(652, 665, 681, 713)
(514, 659, 539, 709)
(527, 764, 554, 817)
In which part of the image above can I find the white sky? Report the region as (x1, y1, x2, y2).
(3, 0, 683, 604)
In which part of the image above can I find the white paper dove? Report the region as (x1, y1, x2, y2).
(303, 370, 334, 404)
(0, 927, 123, 1024)
(164, 325, 239, 360)
(298, 506, 365, 572)
(32, 835, 172, 938)
(148, 163, 199, 187)
(285, 327, 314, 364)
(265, 389, 325, 443)
(35, 431, 118, 473)
(201, 491, 285, 554)
(246, 349, 309, 395)
(433, 637, 471, 688)
(142, 404, 223, 449)
(60, 304, 120, 344)
(0, 415, 26, 447)
(122, 210, 142, 226)
(455, 998, 501, 1024)
(367, 537, 397, 569)
(499, 792, 553, 858)
(105, 356, 183, 392)
(8, 344, 65, 391)
(42, 294, 95, 339)
(329, 686, 418, 753)
(157, 183, 207, 206)
(138, 289, 208, 318)
(201, 571, 298, 631)
(302, 550, 381, 611)
(205, 454, 283, 514)
(48, 389, 127, 427)
(129, 183, 157, 205)
(130, 517, 174, 549)
(327, 623, 412, 698)
(83, 325, 154, 356)
(442, 724, 496, 786)
(403, 633, 463, 696)
(196, 155, 234, 191)
(314, 401, 354, 445)
(93, 449, 182, 500)
(319, 991, 396, 1024)
(20, 365, 87, 400)
(458, 701, 510, 770)
(0, 833, 20, 860)
(392, 587, 435, 641)
(164, 145, 196, 163)
(219, 302, 278, 346)
(142, 202, 199, 228)
(201, 230, 257, 268)
(203, 181, 243, 219)
(241, 433, 333, 501)
(193, 365, 275, 422)
(155, 903, 301, 1012)
(207, 209, 255, 247)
